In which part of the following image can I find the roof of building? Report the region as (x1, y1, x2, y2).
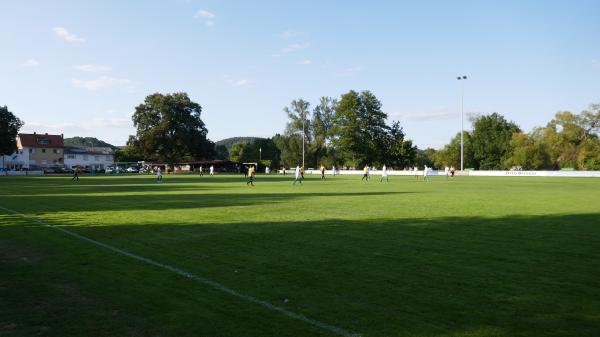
(18, 133, 64, 148)
(64, 146, 114, 155)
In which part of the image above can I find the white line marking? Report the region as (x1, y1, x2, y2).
(0, 205, 360, 337)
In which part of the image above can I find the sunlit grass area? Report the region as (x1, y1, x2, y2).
(1, 174, 599, 337)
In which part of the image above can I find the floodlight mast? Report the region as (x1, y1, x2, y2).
(302, 111, 305, 168)
(457, 75, 467, 171)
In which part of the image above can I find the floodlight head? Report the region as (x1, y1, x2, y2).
(457, 76, 461, 80)
(463, 76, 467, 79)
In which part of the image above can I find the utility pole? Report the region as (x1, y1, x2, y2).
(457, 75, 467, 171)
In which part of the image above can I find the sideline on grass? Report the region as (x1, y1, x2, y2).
(0, 205, 360, 337)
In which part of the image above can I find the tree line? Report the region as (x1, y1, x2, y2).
(428, 105, 600, 170)
(2, 92, 599, 171)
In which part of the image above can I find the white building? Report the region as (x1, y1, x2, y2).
(1, 149, 29, 170)
(64, 146, 115, 171)
(1, 132, 64, 170)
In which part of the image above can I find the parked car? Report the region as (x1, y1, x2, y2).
(43, 167, 63, 174)
(61, 167, 74, 174)
(126, 166, 139, 173)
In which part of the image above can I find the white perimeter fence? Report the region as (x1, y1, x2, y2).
(279, 169, 600, 178)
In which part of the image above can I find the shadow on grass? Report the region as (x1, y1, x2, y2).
(1, 211, 599, 337)
(0, 191, 415, 213)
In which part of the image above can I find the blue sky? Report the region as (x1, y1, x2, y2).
(1, 0, 599, 148)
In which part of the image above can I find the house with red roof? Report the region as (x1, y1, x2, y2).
(14, 132, 65, 169)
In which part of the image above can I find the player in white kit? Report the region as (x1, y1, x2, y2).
(380, 165, 389, 182)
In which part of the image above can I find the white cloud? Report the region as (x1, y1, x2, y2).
(24, 118, 132, 133)
(194, 10, 215, 19)
(73, 64, 112, 72)
(232, 79, 256, 86)
(388, 106, 458, 121)
(280, 30, 307, 39)
(333, 66, 361, 77)
(223, 76, 257, 87)
(271, 54, 281, 58)
(299, 59, 312, 65)
(20, 59, 40, 67)
(281, 42, 310, 53)
(194, 10, 216, 26)
(71, 76, 134, 91)
(52, 27, 85, 43)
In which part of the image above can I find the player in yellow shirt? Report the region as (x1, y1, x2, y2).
(246, 165, 255, 186)
(362, 165, 370, 181)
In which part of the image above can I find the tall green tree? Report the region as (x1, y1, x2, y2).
(470, 113, 521, 169)
(311, 97, 337, 164)
(214, 144, 229, 160)
(385, 121, 417, 168)
(273, 133, 303, 167)
(129, 92, 214, 167)
(0, 106, 24, 156)
(503, 131, 551, 170)
(331, 90, 390, 167)
(433, 132, 475, 169)
(229, 142, 256, 163)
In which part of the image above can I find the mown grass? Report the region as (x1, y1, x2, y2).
(1, 174, 599, 337)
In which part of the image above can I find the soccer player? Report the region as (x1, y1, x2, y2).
(380, 164, 389, 182)
(265, 166, 270, 175)
(246, 165, 255, 186)
(293, 165, 302, 185)
(332, 165, 336, 176)
(300, 165, 305, 179)
(423, 165, 430, 182)
(362, 165, 369, 181)
(209, 165, 214, 176)
(156, 167, 163, 182)
(71, 167, 79, 182)
(444, 166, 449, 180)
(320, 165, 326, 180)
(199, 165, 204, 176)
(450, 165, 456, 178)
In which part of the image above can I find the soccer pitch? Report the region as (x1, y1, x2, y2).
(1, 174, 599, 337)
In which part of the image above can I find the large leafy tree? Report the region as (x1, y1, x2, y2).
(331, 90, 390, 167)
(129, 92, 214, 167)
(229, 138, 280, 167)
(433, 131, 475, 169)
(273, 133, 303, 167)
(0, 106, 24, 156)
(214, 144, 229, 160)
(229, 142, 256, 163)
(311, 97, 337, 164)
(470, 113, 521, 169)
(385, 121, 417, 168)
(503, 131, 551, 170)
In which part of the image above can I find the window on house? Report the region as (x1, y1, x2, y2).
(94, 155, 100, 161)
(67, 154, 75, 159)
(42, 149, 46, 153)
(106, 155, 112, 161)
(29, 148, 33, 153)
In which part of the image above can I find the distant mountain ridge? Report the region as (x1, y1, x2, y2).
(215, 137, 265, 150)
(64, 137, 116, 149)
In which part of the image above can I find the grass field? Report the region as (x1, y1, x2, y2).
(1, 173, 599, 337)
